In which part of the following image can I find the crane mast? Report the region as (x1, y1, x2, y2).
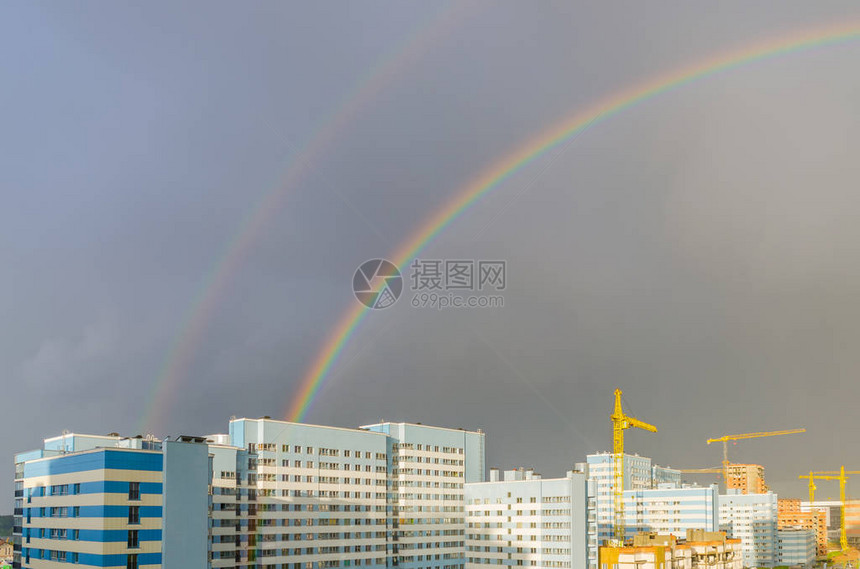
(610, 389, 657, 544)
(799, 466, 860, 554)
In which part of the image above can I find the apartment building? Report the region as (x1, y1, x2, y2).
(13, 418, 485, 569)
(13, 434, 210, 569)
(361, 422, 486, 569)
(718, 490, 778, 568)
(775, 527, 815, 567)
(583, 453, 681, 569)
(464, 468, 587, 569)
(724, 465, 767, 495)
(624, 485, 719, 539)
(777, 499, 826, 556)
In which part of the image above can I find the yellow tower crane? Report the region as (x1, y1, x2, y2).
(799, 467, 860, 554)
(610, 388, 657, 545)
(707, 428, 806, 490)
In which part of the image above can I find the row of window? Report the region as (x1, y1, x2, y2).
(251, 443, 386, 461)
(393, 444, 464, 455)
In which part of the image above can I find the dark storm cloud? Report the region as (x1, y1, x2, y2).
(3, 1, 860, 506)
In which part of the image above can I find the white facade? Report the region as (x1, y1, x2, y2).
(465, 469, 587, 569)
(362, 422, 486, 569)
(624, 485, 719, 539)
(719, 491, 778, 568)
(776, 528, 815, 567)
(584, 453, 682, 569)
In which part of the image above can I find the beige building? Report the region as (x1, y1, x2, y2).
(599, 531, 742, 569)
(778, 499, 827, 556)
(725, 464, 767, 494)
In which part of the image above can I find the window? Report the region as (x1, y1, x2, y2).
(127, 553, 139, 569)
(129, 481, 141, 501)
(128, 505, 140, 524)
(128, 529, 140, 548)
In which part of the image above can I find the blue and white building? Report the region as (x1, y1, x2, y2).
(13, 419, 486, 569)
(14, 434, 211, 569)
(719, 490, 779, 568)
(776, 528, 815, 568)
(583, 453, 682, 569)
(624, 484, 719, 539)
(464, 468, 588, 569)
(362, 422, 486, 569)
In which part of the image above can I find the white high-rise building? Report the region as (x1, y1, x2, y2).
(362, 422, 486, 569)
(464, 468, 588, 569)
(719, 490, 779, 568)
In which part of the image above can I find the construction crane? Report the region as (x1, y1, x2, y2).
(707, 428, 806, 490)
(611, 388, 657, 545)
(679, 467, 722, 474)
(798, 467, 860, 553)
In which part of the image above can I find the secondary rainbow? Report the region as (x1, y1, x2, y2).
(137, 4, 481, 433)
(285, 21, 860, 422)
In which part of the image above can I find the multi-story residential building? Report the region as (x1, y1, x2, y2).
(583, 453, 681, 569)
(775, 527, 815, 567)
(777, 499, 826, 556)
(228, 418, 392, 569)
(724, 465, 767, 495)
(13, 434, 211, 569)
(624, 485, 719, 539)
(464, 468, 587, 569)
(13, 418, 486, 569)
(361, 422, 486, 569)
(718, 490, 778, 568)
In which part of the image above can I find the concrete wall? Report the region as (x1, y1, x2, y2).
(162, 440, 211, 569)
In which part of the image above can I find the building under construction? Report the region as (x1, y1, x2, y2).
(598, 530, 742, 569)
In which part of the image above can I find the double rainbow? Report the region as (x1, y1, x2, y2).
(285, 22, 860, 422)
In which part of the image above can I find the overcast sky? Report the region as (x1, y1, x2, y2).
(4, 1, 860, 508)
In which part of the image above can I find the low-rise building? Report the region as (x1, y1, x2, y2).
(599, 530, 741, 569)
(465, 468, 588, 569)
(776, 527, 816, 568)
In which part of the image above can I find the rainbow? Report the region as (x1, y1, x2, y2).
(137, 3, 482, 434)
(285, 21, 860, 422)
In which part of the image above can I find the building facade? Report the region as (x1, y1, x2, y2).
(464, 468, 587, 569)
(362, 422, 486, 569)
(13, 419, 486, 569)
(775, 528, 815, 567)
(724, 465, 767, 496)
(583, 454, 681, 569)
(599, 531, 741, 569)
(718, 491, 778, 568)
(624, 485, 719, 539)
(14, 435, 209, 569)
(777, 499, 826, 557)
